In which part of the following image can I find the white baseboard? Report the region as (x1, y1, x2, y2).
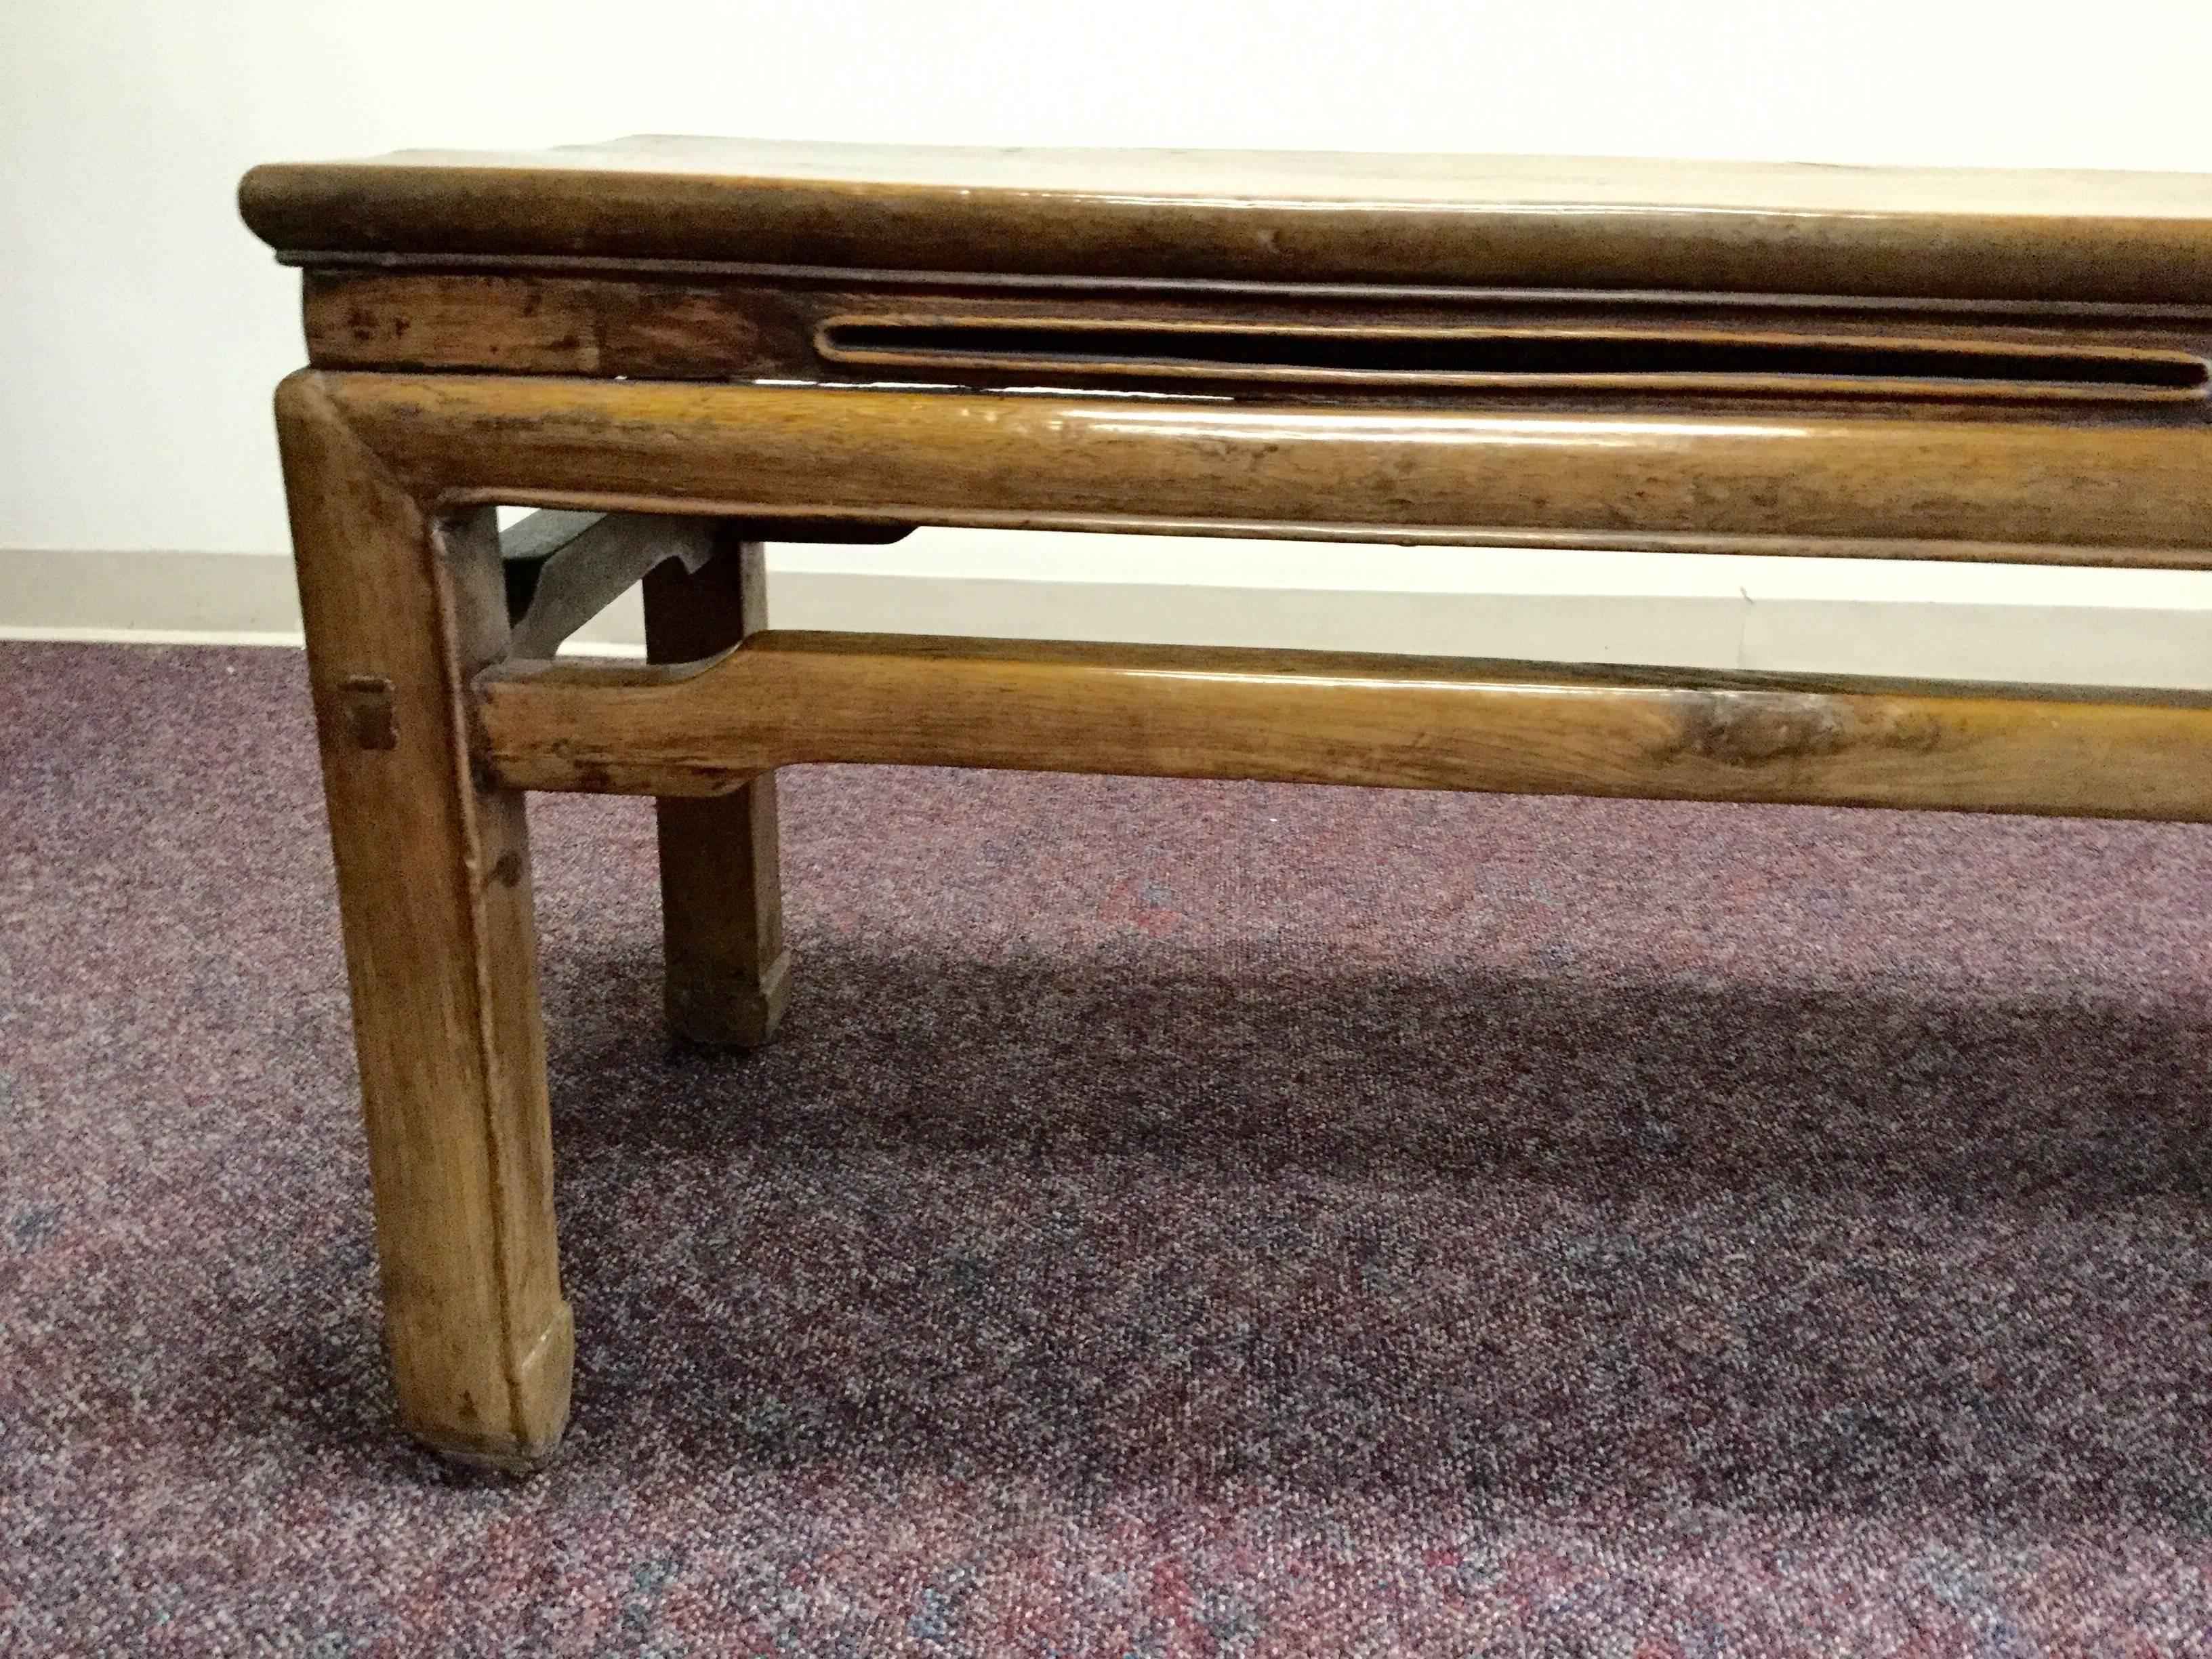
(0, 546, 650, 658)
(10, 532, 2212, 689)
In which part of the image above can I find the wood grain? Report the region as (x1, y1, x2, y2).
(476, 632, 2212, 823)
(247, 138, 2212, 1475)
(505, 511, 712, 659)
(276, 372, 571, 1470)
(298, 274, 2212, 427)
(241, 138, 2212, 304)
(642, 533, 790, 1046)
(312, 372, 2212, 563)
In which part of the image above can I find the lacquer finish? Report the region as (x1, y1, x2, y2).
(297, 272, 2212, 424)
(247, 139, 2212, 1473)
(476, 632, 2212, 823)
(243, 138, 2212, 304)
(308, 372, 2212, 565)
(642, 533, 791, 1048)
(275, 377, 571, 1471)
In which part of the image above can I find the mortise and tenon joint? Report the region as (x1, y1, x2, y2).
(244, 138, 2212, 1469)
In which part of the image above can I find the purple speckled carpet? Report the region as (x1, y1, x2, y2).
(3, 641, 2212, 1656)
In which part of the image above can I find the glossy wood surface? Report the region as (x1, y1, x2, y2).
(254, 136, 2212, 1472)
(275, 377, 571, 1470)
(474, 632, 2212, 822)
(643, 534, 790, 1047)
(299, 272, 2212, 422)
(309, 372, 2212, 565)
(242, 138, 2212, 304)
(505, 510, 712, 659)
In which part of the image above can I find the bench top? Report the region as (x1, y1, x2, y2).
(240, 138, 2212, 306)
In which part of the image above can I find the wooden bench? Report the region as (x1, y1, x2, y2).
(241, 139, 2212, 1469)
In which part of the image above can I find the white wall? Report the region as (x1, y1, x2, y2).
(7, 0, 2212, 662)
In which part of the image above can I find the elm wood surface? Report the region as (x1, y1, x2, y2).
(249, 143, 2212, 1471)
(497, 508, 801, 1044)
(642, 536, 790, 1047)
(504, 511, 713, 660)
(302, 373, 2212, 565)
(805, 316, 2212, 403)
(262, 147, 2212, 435)
(474, 633, 2212, 823)
(240, 138, 2212, 304)
(298, 272, 2212, 417)
(274, 376, 570, 1471)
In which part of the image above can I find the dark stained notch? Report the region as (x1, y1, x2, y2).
(818, 318, 2212, 403)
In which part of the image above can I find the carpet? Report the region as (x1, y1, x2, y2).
(2, 640, 2209, 1656)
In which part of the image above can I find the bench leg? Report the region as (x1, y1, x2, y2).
(276, 377, 572, 1469)
(642, 534, 792, 1046)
